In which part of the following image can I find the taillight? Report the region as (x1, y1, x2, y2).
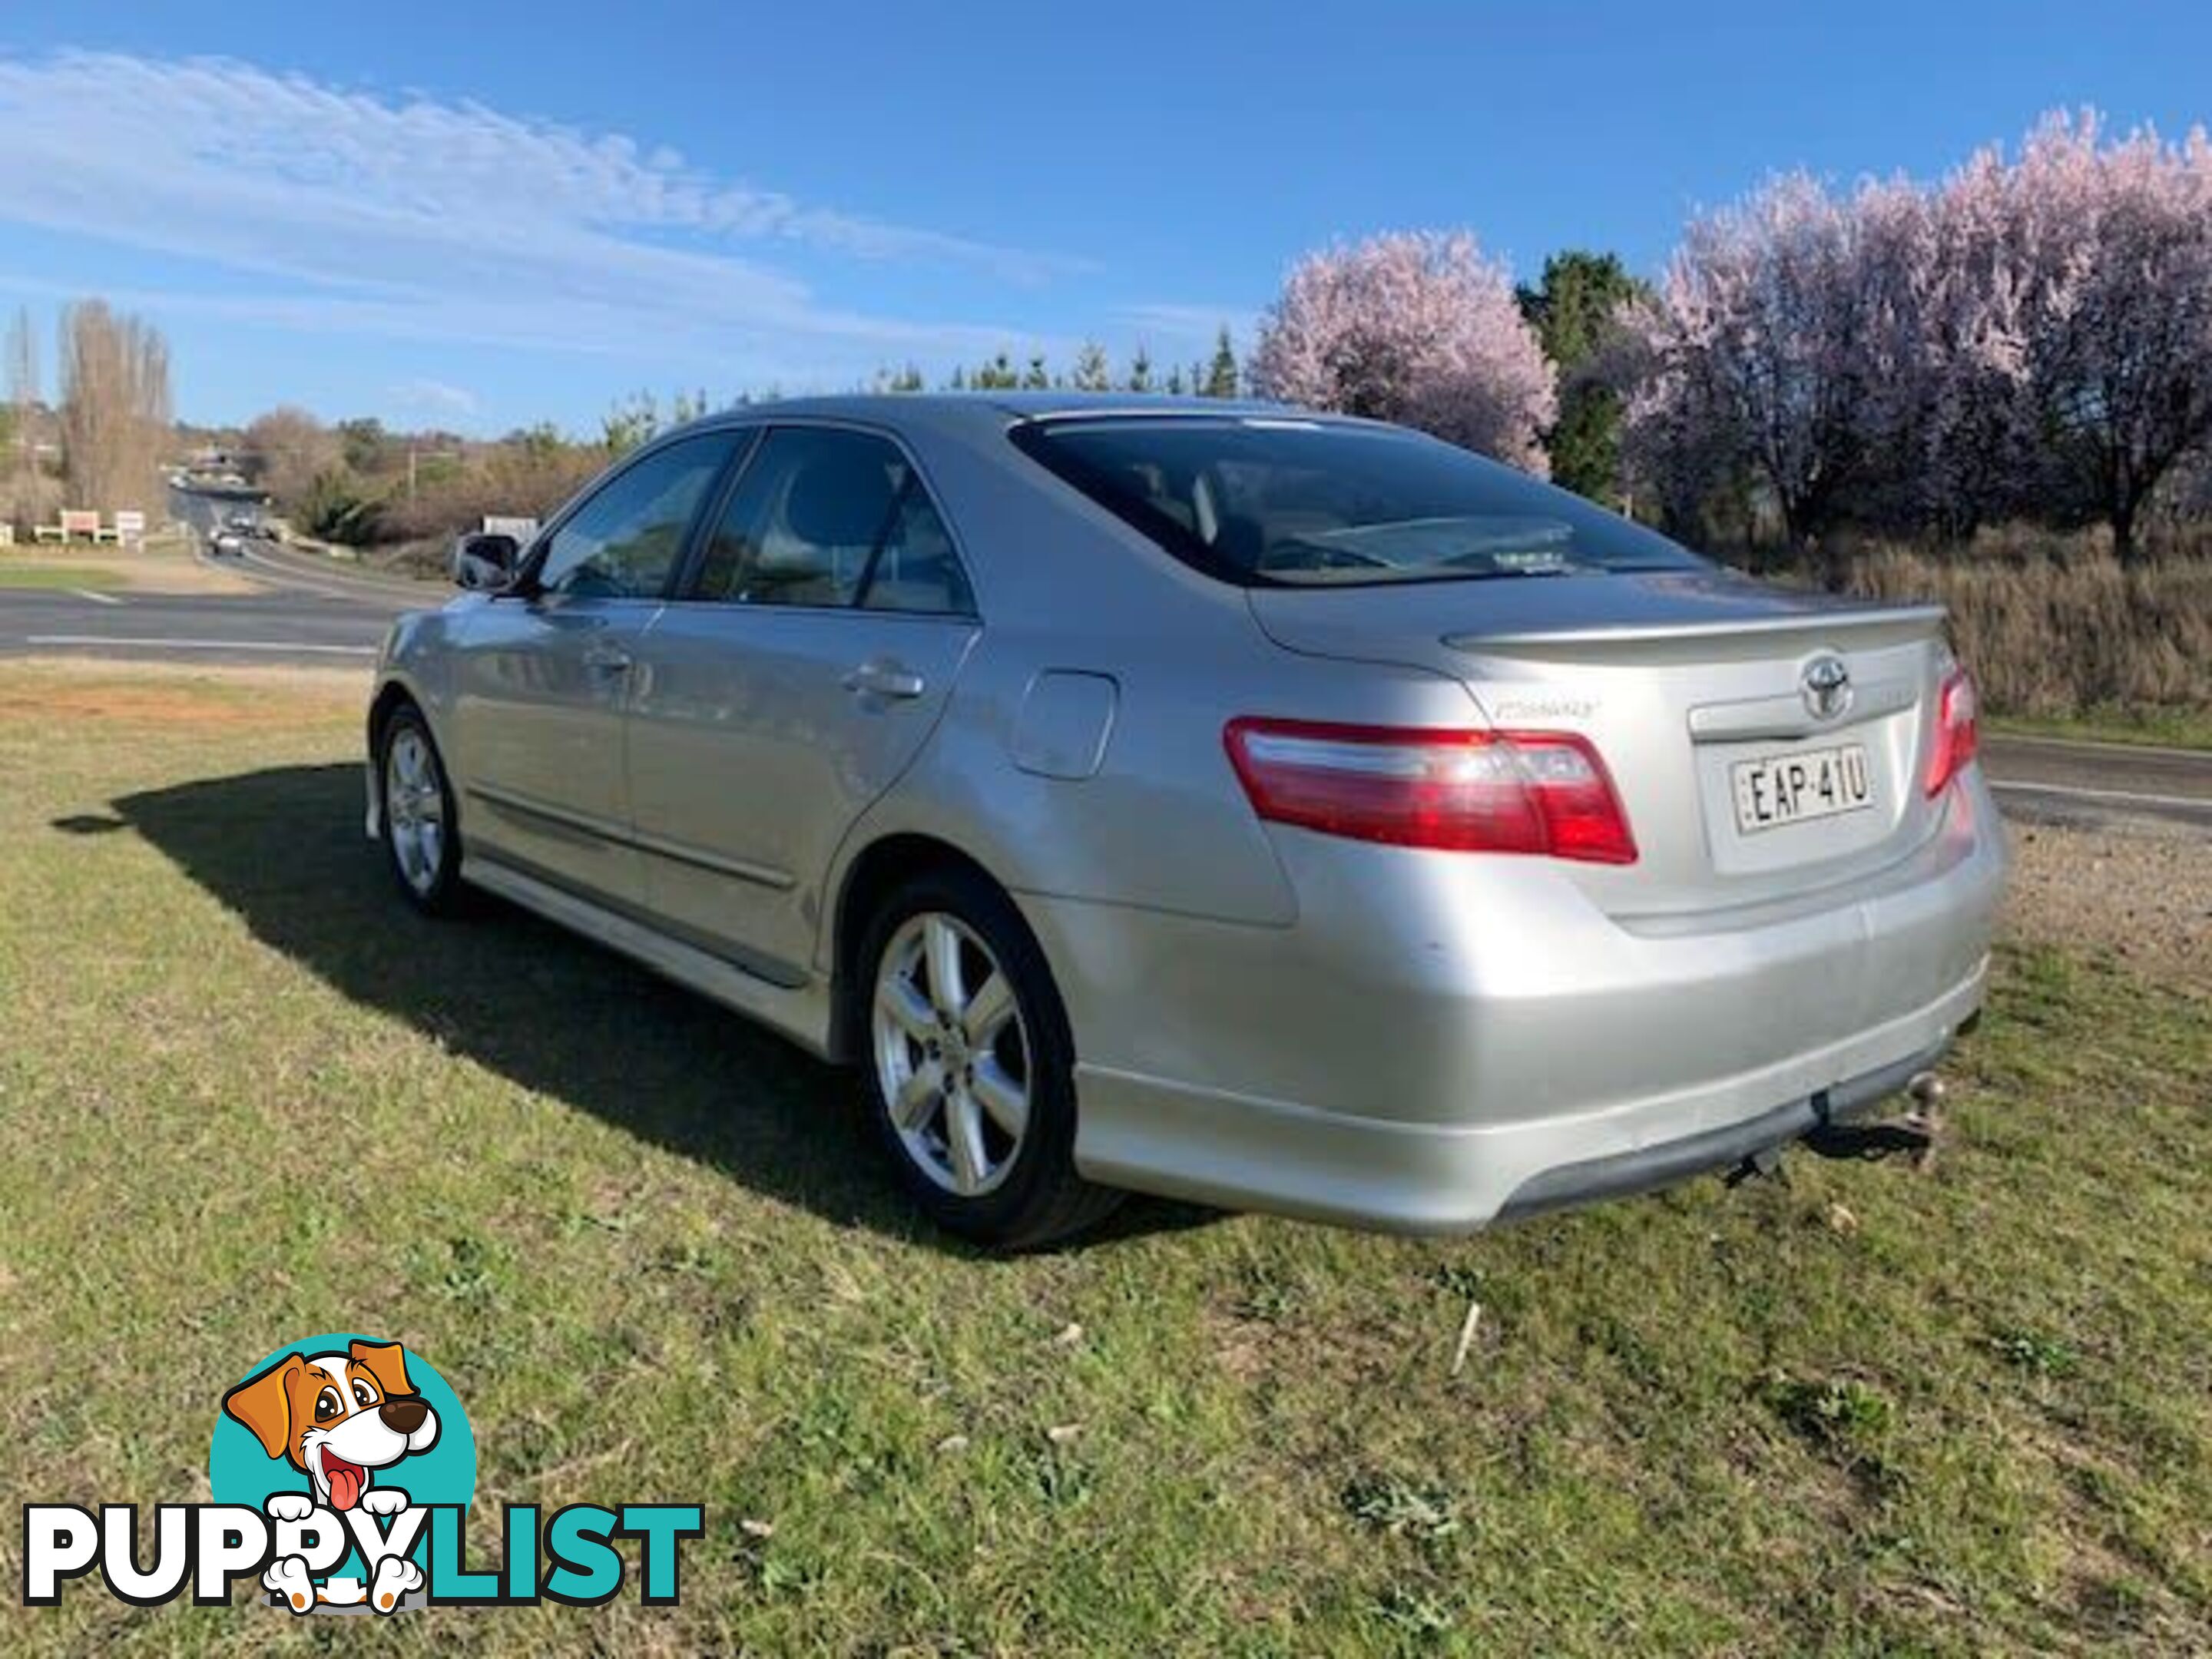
(1922, 667, 1981, 797)
(1223, 718, 1638, 864)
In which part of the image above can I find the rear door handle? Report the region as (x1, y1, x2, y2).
(843, 657, 926, 700)
(583, 643, 634, 674)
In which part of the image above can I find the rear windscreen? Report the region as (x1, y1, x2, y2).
(1010, 416, 1705, 588)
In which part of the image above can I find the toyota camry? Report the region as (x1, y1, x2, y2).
(366, 396, 2005, 1248)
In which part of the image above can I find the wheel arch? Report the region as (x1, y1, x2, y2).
(828, 832, 1023, 1063)
(366, 677, 419, 763)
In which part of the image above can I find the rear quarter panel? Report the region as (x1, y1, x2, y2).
(814, 421, 1484, 965)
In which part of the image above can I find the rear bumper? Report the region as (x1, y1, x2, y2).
(1063, 959, 1980, 1233)
(1026, 773, 2005, 1233)
(1494, 1033, 1947, 1221)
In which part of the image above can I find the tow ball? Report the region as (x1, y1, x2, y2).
(1727, 1071, 1949, 1188)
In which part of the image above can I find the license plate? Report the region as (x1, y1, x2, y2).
(1731, 743, 1874, 834)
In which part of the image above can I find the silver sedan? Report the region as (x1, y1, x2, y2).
(366, 396, 2005, 1247)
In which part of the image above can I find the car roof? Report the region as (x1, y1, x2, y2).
(671, 391, 1351, 440)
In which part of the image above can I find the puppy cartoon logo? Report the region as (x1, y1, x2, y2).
(220, 1339, 446, 1613)
(207, 1330, 477, 1618)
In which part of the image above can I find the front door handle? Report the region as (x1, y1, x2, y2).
(843, 657, 926, 700)
(583, 643, 634, 674)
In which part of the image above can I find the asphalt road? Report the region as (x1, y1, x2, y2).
(0, 528, 427, 665)
(1978, 733, 2212, 836)
(4, 478, 437, 662)
(3, 554, 2207, 837)
(224, 536, 441, 604)
(0, 581, 403, 664)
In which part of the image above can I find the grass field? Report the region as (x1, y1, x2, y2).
(0, 563, 124, 591)
(0, 662, 2205, 1655)
(0, 533, 261, 596)
(1989, 710, 2212, 751)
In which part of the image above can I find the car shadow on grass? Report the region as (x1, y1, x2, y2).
(102, 763, 1216, 1255)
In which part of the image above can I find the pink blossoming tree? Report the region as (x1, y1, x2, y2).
(1250, 231, 1556, 474)
(2009, 112, 2212, 560)
(1619, 173, 1886, 546)
(1621, 110, 2212, 561)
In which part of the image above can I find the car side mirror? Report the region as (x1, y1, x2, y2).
(453, 532, 522, 591)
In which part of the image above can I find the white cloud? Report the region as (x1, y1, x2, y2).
(390, 378, 479, 418)
(0, 50, 1088, 380)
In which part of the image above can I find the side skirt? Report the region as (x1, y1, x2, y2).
(462, 853, 836, 1059)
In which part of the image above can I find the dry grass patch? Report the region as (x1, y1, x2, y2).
(0, 657, 367, 727)
(0, 534, 265, 596)
(2, 680, 319, 729)
(1839, 544, 2212, 721)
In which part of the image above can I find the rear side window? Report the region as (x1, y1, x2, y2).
(1010, 417, 1704, 588)
(689, 427, 973, 614)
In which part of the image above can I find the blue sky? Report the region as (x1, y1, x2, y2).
(3, 1, 2207, 435)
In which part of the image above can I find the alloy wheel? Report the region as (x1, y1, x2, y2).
(871, 911, 1032, 1197)
(384, 727, 447, 897)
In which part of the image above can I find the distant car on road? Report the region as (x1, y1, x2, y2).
(210, 527, 247, 558)
(365, 395, 2005, 1249)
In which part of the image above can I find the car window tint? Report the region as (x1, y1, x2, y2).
(859, 479, 974, 615)
(1011, 417, 1705, 588)
(537, 433, 736, 600)
(692, 427, 972, 614)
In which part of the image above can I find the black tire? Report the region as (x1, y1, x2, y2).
(857, 866, 1123, 1250)
(377, 704, 469, 917)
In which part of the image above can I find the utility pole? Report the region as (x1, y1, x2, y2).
(407, 443, 463, 502)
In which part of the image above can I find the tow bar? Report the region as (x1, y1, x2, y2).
(1727, 1071, 1949, 1188)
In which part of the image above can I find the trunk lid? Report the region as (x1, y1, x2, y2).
(1247, 568, 1955, 918)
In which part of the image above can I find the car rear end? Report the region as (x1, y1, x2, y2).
(1009, 411, 2007, 1230)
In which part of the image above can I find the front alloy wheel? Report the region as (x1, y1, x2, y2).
(379, 706, 465, 915)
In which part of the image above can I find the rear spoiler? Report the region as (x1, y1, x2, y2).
(1445, 602, 1949, 661)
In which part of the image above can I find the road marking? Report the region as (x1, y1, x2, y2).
(235, 548, 354, 599)
(240, 544, 426, 601)
(1989, 780, 2212, 812)
(71, 588, 124, 606)
(25, 634, 377, 657)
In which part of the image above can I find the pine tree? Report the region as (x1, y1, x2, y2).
(1071, 342, 1111, 392)
(1204, 326, 1240, 399)
(1518, 250, 1644, 505)
(1127, 346, 1154, 393)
